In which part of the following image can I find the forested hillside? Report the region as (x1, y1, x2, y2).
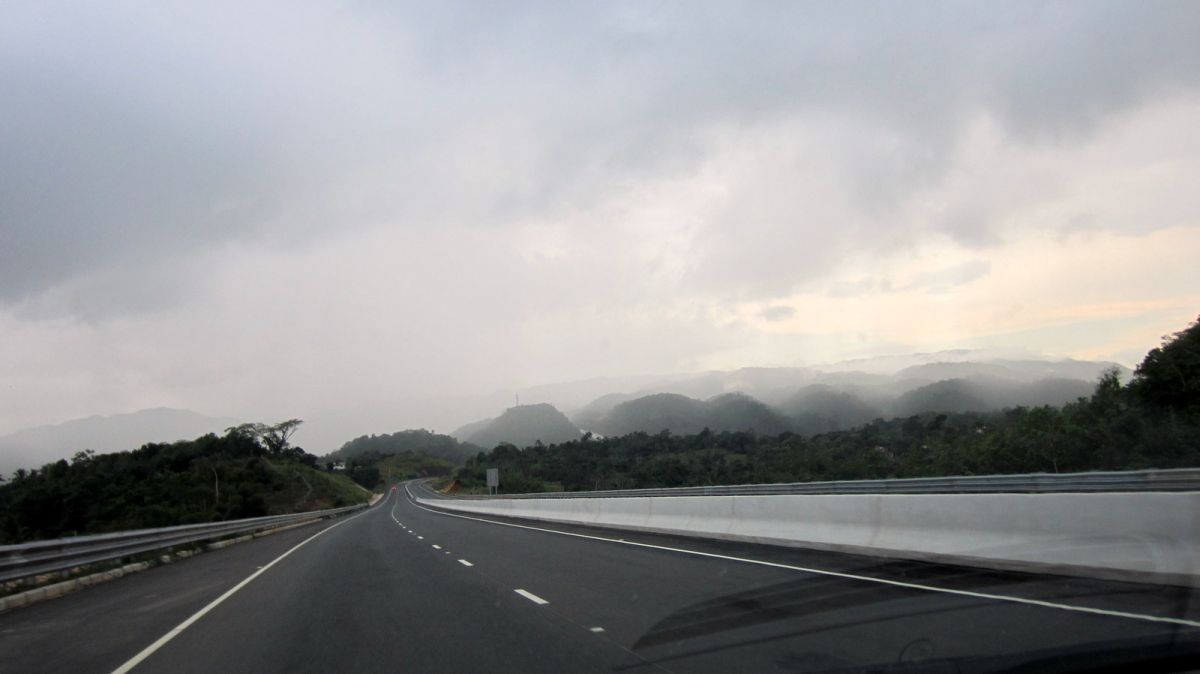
(461, 404, 581, 448)
(0, 423, 369, 544)
(454, 316, 1200, 494)
(340, 450, 459, 491)
(327, 429, 478, 464)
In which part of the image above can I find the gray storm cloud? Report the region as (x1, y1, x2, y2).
(3, 2, 1198, 313)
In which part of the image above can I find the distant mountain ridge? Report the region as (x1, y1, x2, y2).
(0, 408, 240, 477)
(576, 375, 1102, 438)
(557, 357, 1126, 417)
(448, 367, 1110, 449)
(342, 353, 1127, 445)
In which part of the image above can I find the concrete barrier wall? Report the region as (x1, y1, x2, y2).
(414, 491, 1200, 585)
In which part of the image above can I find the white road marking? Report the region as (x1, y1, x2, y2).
(110, 504, 372, 674)
(458, 559, 474, 567)
(432, 544, 442, 550)
(590, 626, 605, 633)
(417, 536, 424, 540)
(403, 485, 1200, 629)
(515, 589, 549, 605)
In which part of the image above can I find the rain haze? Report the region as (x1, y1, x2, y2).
(2, 1, 1199, 453)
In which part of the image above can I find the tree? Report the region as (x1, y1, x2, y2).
(226, 419, 304, 456)
(71, 449, 96, 465)
(261, 419, 303, 454)
(348, 465, 380, 489)
(1129, 316, 1200, 416)
(1091, 366, 1127, 416)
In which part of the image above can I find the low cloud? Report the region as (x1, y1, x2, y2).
(760, 305, 797, 322)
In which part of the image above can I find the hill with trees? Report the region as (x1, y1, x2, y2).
(453, 316, 1200, 494)
(326, 429, 478, 465)
(587, 393, 791, 437)
(457, 403, 581, 448)
(0, 420, 369, 544)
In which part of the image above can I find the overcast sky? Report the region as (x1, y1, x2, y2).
(2, 1, 1199, 449)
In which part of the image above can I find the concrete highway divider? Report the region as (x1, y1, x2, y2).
(413, 490, 1200, 586)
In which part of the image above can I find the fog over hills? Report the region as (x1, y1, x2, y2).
(448, 418, 494, 444)
(570, 393, 643, 431)
(776, 385, 886, 436)
(289, 353, 1127, 451)
(891, 377, 1098, 417)
(557, 355, 1123, 420)
(894, 360, 1127, 386)
(0, 408, 240, 476)
(573, 373, 1103, 439)
(0, 355, 1127, 467)
(436, 354, 1126, 448)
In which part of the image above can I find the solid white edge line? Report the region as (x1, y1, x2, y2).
(515, 589, 550, 605)
(110, 495, 382, 674)
(402, 484, 1200, 629)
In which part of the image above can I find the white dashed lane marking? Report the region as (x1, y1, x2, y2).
(514, 589, 549, 605)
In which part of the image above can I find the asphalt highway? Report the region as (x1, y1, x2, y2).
(1, 485, 1197, 673)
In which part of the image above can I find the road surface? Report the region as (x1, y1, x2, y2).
(1, 484, 1197, 673)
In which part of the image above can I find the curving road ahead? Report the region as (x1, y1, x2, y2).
(1, 484, 1198, 673)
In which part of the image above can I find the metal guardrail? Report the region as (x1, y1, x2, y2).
(0, 503, 368, 585)
(421, 468, 1200, 500)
